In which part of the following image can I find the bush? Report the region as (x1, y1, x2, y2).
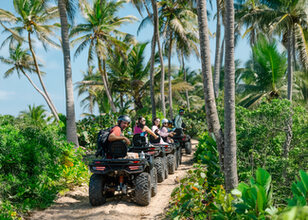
(0, 115, 89, 218)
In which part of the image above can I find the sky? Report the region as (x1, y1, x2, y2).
(0, 0, 251, 120)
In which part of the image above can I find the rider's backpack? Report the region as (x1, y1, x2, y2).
(95, 126, 115, 157)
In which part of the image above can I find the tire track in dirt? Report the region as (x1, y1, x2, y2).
(30, 140, 198, 220)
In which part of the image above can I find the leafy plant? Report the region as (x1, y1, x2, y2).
(232, 168, 275, 219)
(288, 170, 308, 206)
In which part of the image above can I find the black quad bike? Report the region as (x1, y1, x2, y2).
(161, 136, 182, 171)
(130, 134, 168, 183)
(89, 140, 157, 206)
(172, 128, 192, 155)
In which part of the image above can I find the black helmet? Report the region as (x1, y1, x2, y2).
(117, 115, 131, 124)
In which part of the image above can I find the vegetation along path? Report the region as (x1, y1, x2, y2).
(30, 140, 198, 220)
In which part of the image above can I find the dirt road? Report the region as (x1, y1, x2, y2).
(30, 140, 198, 220)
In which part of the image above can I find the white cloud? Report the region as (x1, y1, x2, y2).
(0, 90, 15, 100)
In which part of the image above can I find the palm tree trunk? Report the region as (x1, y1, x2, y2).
(224, 0, 238, 192)
(27, 31, 59, 121)
(168, 36, 173, 119)
(197, 0, 224, 172)
(214, 0, 222, 99)
(151, 0, 166, 117)
(150, 34, 157, 120)
(58, 0, 79, 146)
(292, 26, 297, 69)
(182, 53, 190, 110)
(98, 58, 116, 112)
(21, 68, 59, 121)
(287, 28, 293, 101)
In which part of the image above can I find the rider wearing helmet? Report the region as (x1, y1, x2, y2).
(160, 118, 175, 143)
(108, 115, 131, 145)
(174, 109, 184, 129)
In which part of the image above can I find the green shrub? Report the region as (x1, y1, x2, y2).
(0, 115, 89, 218)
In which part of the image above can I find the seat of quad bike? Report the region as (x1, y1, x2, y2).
(132, 134, 149, 147)
(173, 128, 184, 138)
(149, 134, 161, 144)
(107, 140, 128, 158)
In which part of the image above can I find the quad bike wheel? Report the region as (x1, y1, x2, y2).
(154, 157, 165, 183)
(167, 154, 176, 174)
(135, 172, 151, 206)
(151, 167, 157, 197)
(185, 141, 192, 154)
(89, 174, 106, 206)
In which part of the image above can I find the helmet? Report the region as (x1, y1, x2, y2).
(117, 115, 131, 123)
(179, 109, 184, 113)
(161, 118, 169, 124)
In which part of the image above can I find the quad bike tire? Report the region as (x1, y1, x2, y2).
(185, 141, 192, 154)
(151, 167, 157, 197)
(163, 156, 169, 179)
(167, 154, 176, 174)
(89, 174, 106, 206)
(135, 172, 151, 206)
(154, 157, 165, 183)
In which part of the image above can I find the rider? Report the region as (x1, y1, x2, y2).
(160, 118, 175, 143)
(108, 115, 131, 146)
(174, 109, 184, 129)
(134, 116, 159, 140)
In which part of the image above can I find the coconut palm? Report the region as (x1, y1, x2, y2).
(0, 43, 59, 121)
(70, 0, 136, 113)
(107, 42, 151, 112)
(236, 0, 308, 101)
(238, 35, 287, 108)
(197, 0, 224, 171)
(224, 0, 238, 191)
(58, 0, 78, 145)
(159, 0, 198, 118)
(0, 0, 59, 119)
(19, 104, 47, 126)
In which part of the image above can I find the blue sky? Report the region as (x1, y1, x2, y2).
(0, 1, 250, 120)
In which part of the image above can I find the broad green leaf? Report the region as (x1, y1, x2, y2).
(299, 170, 308, 192)
(256, 168, 271, 193)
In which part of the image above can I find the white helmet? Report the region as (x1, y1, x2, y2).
(161, 118, 169, 124)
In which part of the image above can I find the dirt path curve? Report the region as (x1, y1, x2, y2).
(30, 140, 198, 220)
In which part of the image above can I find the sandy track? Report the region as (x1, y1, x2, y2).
(30, 140, 198, 220)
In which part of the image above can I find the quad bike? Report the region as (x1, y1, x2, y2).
(89, 140, 157, 206)
(172, 128, 192, 155)
(130, 134, 168, 183)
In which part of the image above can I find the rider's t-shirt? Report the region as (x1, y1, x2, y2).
(110, 126, 121, 136)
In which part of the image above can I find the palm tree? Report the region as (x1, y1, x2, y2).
(19, 104, 47, 126)
(159, 0, 198, 118)
(197, 0, 224, 171)
(70, 0, 136, 113)
(0, 43, 59, 121)
(236, 0, 308, 101)
(129, 0, 157, 120)
(151, 0, 166, 117)
(237, 35, 287, 107)
(58, 0, 78, 146)
(213, 0, 223, 98)
(224, 0, 238, 191)
(0, 0, 59, 119)
(108, 42, 151, 112)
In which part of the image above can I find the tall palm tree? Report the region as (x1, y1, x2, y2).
(159, 0, 198, 118)
(129, 0, 157, 120)
(151, 0, 166, 117)
(0, 44, 59, 121)
(0, 0, 59, 120)
(224, 0, 238, 191)
(70, 0, 136, 113)
(213, 0, 221, 99)
(197, 0, 224, 171)
(58, 0, 78, 146)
